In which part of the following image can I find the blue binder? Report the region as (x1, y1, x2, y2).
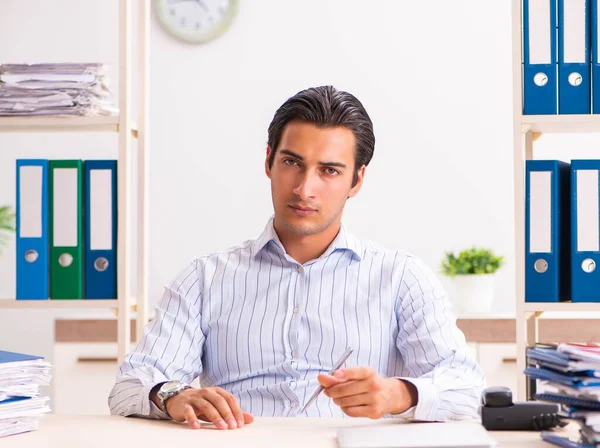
(0, 349, 43, 364)
(525, 160, 571, 302)
(84, 160, 117, 299)
(571, 160, 600, 302)
(558, 0, 591, 114)
(523, 0, 558, 115)
(592, 0, 600, 113)
(540, 433, 593, 448)
(16, 159, 49, 300)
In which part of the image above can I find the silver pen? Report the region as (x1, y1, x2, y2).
(300, 347, 353, 413)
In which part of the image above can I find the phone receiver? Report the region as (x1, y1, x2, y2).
(480, 386, 566, 431)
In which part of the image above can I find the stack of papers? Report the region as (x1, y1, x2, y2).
(0, 350, 51, 438)
(0, 63, 116, 116)
(526, 343, 600, 447)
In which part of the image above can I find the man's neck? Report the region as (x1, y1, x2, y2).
(274, 219, 341, 265)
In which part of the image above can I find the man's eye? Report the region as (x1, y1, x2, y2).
(283, 158, 298, 166)
(324, 167, 340, 176)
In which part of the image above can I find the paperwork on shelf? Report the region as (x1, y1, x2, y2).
(0, 63, 117, 116)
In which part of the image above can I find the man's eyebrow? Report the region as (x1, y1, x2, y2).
(279, 149, 347, 169)
(279, 149, 304, 160)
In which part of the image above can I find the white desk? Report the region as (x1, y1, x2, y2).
(1, 414, 578, 447)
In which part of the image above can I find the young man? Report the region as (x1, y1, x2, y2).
(109, 86, 485, 430)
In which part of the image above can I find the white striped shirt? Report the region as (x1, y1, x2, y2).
(109, 218, 485, 421)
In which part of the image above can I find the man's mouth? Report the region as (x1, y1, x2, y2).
(289, 204, 317, 216)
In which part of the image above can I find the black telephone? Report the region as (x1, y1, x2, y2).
(480, 386, 567, 431)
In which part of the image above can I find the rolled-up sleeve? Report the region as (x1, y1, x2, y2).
(108, 260, 205, 419)
(393, 256, 486, 422)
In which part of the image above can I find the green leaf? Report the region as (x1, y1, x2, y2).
(440, 246, 504, 276)
(0, 205, 16, 254)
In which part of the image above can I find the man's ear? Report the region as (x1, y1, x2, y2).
(265, 145, 273, 179)
(348, 165, 366, 199)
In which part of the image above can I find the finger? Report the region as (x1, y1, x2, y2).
(243, 412, 254, 425)
(215, 389, 245, 428)
(183, 405, 201, 429)
(204, 390, 237, 429)
(333, 392, 372, 408)
(334, 366, 376, 381)
(325, 380, 369, 399)
(194, 398, 229, 430)
(342, 405, 371, 418)
(317, 374, 347, 388)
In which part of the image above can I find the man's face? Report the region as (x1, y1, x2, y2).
(265, 121, 364, 237)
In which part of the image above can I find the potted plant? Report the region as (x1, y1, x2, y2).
(440, 247, 504, 314)
(0, 205, 16, 254)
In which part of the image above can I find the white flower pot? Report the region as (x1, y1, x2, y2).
(453, 274, 495, 315)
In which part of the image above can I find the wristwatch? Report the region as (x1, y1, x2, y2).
(156, 380, 191, 416)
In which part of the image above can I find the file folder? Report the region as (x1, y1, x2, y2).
(16, 159, 49, 300)
(571, 160, 600, 302)
(84, 160, 117, 299)
(558, 0, 591, 114)
(592, 0, 600, 113)
(523, 0, 558, 115)
(49, 160, 83, 300)
(525, 160, 571, 302)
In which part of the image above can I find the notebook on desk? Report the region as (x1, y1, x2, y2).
(337, 421, 496, 448)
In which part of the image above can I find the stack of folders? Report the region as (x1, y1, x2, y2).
(525, 159, 600, 303)
(16, 159, 118, 301)
(522, 0, 600, 115)
(0, 63, 116, 117)
(0, 350, 51, 439)
(526, 344, 600, 448)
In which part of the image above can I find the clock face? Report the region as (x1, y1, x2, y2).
(153, 0, 239, 44)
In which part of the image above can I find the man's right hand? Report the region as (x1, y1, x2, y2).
(157, 387, 254, 430)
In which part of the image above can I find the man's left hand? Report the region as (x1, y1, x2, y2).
(317, 366, 417, 419)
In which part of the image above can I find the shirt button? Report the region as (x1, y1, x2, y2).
(297, 265, 304, 273)
(291, 402, 298, 408)
(293, 306, 299, 314)
(291, 350, 298, 358)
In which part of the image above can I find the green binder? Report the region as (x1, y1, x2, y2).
(49, 160, 83, 299)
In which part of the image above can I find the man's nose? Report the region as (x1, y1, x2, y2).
(292, 171, 318, 199)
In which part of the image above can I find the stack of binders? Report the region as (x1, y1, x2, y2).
(526, 344, 600, 447)
(0, 350, 51, 439)
(522, 0, 600, 115)
(526, 159, 600, 302)
(16, 159, 118, 300)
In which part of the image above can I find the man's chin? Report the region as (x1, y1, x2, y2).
(281, 217, 321, 237)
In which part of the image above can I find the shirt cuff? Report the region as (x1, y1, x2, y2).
(393, 377, 439, 422)
(141, 383, 171, 420)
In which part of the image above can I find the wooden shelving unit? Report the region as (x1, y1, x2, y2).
(512, 0, 600, 400)
(1, 0, 151, 365)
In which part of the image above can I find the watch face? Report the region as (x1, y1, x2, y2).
(160, 381, 183, 396)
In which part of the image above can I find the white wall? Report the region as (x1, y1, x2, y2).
(1, 0, 573, 365)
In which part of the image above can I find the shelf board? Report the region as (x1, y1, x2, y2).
(0, 299, 119, 309)
(0, 116, 119, 133)
(523, 302, 600, 313)
(521, 115, 600, 134)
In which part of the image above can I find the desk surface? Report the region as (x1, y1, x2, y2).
(1, 414, 577, 447)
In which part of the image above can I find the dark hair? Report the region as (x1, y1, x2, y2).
(267, 86, 375, 187)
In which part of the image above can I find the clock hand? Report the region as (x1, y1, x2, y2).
(196, 0, 209, 12)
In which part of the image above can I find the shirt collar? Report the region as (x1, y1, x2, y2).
(251, 217, 363, 261)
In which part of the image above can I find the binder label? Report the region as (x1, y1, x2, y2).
(529, 0, 552, 64)
(563, 0, 587, 63)
(53, 168, 78, 247)
(530, 171, 552, 253)
(577, 169, 600, 252)
(19, 166, 42, 238)
(90, 169, 112, 250)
